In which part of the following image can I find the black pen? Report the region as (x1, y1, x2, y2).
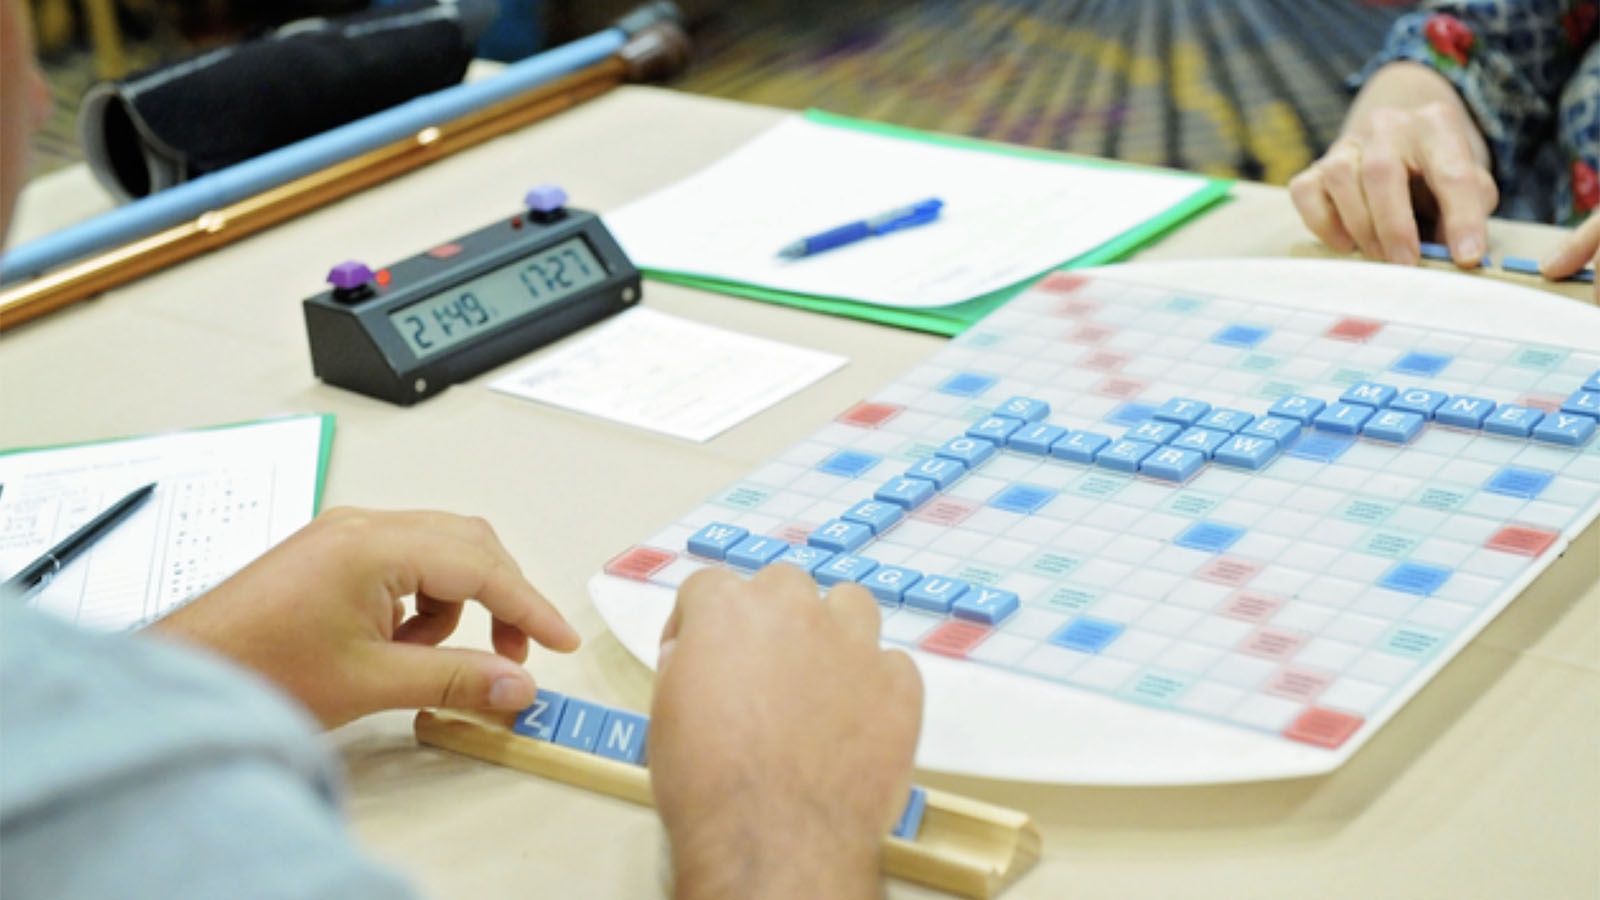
(3, 482, 157, 601)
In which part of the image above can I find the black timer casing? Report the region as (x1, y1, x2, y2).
(303, 192, 640, 405)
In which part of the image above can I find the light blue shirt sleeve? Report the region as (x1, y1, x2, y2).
(0, 601, 420, 900)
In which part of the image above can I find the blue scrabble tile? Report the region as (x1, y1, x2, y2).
(874, 476, 938, 510)
(1379, 562, 1452, 597)
(1313, 402, 1375, 434)
(1531, 413, 1597, 447)
(1106, 402, 1158, 427)
(938, 372, 998, 397)
(773, 544, 833, 574)
(1197, 408, 1254, 433)
(817, 449, 883, 478)
(1574, 267, 1596, 284)
(1154, 397, 1212, 426)
(1051, 430, 1111, 464)
(1140, 446, 1206, 482)
(906, 457, 966, 489)
(808, 519, 875, 553)
(1285, 432, 1354, 463)
(952, 586, 1021, 625)
(1588, 372, 1600, 392)
(512, 690, 569, 741)
(935, 436, 998, 468)
(594, 709, 650, 764)
(1419, 241, 1451, 261)
(1213, 434, 1280, 470)
(1269, 394, 1326, 424)
(1500, 254, 1540, 275)
(1390, 388, 1449, 418)
(995, 396, 1050, 422)
(814, 553, 879, 586)
(688, 522, 748, 560)
(843, 500, 904, 535)
(1240, 415, 1302, 443)
(1213, 324, 1271, 348)
(1482, 404, 1544, 437)
(1561, 389, 1600, 418)
(893, 787, 928, 840)
(904, 575, 971, 614)
(862, 565, 923, 605)
(1049, 617, 1125, 653)
(1010, 423, 1069, 455)
(552, 698, 608, 752)
(1341, 381, 1399, 407)
(725, 535, 790, 569)
(1362, 409, 1426, 444)
(1125, 420, 1183, 444)
(1170, 427, 1230, 457)
(1096, 439, 1158, 472)
(1484, 466, 1554, 499)
(990, 483, 1059, 514)
(1390, 351, 1453, 377)
(966, 415, 1024, 444)
(1436, 395, 1496, 428)
(1174, 521, 1246, 553)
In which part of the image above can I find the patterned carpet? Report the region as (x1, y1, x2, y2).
(29, 1, 1414, 186)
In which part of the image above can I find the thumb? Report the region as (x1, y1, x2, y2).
(1541, 214, 1600, 279)
(357, 642, 537, 714)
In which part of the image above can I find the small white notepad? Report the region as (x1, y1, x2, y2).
(490, 307, 847, 442)
(0, 414, 331, 630)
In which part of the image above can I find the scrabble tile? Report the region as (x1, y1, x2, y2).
(688, 523, 748, 560)
(843, 500, 905, 534)
(936, 436, 998, 468)
(1341, 382, 1399, 407)
(1499, 255, 1539, 275)
(1482, 404, 1544, 437)
(1362, 409, 1426, 444)
(1418, 241, 1450, 261)
(904, 575, 972, 613)
(773, 544, 834, 573)
(512, 690, 569, 741)
(1140, 447, 1207, 482)
(1126, 420, 1184, 444)
(809, 519, 875, 553)
(1531, 413, 1597, 447)
(952, 586, 1021, 625)
(1096, 439, 1158, 472)
(726, 535, 790, 569)
(995, 396, 1051, 422)
(966, 415, 1024, 443)
(1390, 388, 1448, 418)
(1051, 430, 1112, 463)
(594, 709, 650, 764)
(875, 476, 938, 510)
(1562, 389, 1600, 418)
(1197, 408, 1255, 432)
(1313, 402, 1376, 435)
(906, 456, 966, 489)
(893, 787, 929, 839)
(1154, 398, 1212, 426)
(1010, 423, 1069, 454)
(814, 553, 879, 586)
(1239, 415, 1302, 444)
(1435, 396, 1496, 428)
(552, 698, 608, 752)
(1269, 395, 1326, 424)
(862, 565, 924, 604)
(1171, 427, 1231, 457)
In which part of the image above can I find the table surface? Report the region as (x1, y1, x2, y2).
(4, 86, 1597, 900)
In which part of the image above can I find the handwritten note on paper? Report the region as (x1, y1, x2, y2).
(0, 415, 330, 630)
(604, 115, 1218, 309)
(489, 307, 847, 442)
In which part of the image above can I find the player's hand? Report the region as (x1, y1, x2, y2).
(148, 507, 580, 728)
(649, 565, 923, 900)
(1541, 212, 1600, 302)
(1289, 63, 1498, 268)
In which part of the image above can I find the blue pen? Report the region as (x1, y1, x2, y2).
(777, 198, 944, 259)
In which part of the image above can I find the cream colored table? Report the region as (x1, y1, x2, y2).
(4, 86, 1597, 899)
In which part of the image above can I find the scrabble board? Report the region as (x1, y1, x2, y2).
(590, 259, 1600, 784)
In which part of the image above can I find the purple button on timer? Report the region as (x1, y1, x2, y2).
(327, 261, 374, 290)
(525, 184, 568, 217)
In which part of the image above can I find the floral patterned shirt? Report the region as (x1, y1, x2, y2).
(1356, 0, 1598, 224)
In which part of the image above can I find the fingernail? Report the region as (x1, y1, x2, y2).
(1389, 246, 1416, 266)
(489, 675, 533, 709)
(1454, 236, 1483, 263)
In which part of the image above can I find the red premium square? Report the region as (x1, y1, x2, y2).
(919, 620, 993, 658)
(1325, 318, 1384, 342)
(604, 546, 675, 581)
(837, 402, 904, 428)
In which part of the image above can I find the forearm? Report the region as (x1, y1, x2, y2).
(668, 803, 884, 900)
(1346, 61, 1491, 169)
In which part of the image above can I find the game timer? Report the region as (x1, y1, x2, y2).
(303, 185, 641, 405)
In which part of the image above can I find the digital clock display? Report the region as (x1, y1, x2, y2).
(388, 236, 608, 360)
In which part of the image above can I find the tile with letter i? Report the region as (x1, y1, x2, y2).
(414, 704, 1041, 898)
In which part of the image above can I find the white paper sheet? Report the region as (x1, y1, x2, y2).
(0, 415, 329, 629)
(604, 116, 1216, 309)
(490, 307, 847, 442)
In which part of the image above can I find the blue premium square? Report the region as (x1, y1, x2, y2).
(938, 372, 999, 397)
(817, 449, 883, 478)
(1484, 466, 1553, 499)
(1049, 617, 1126, 653)
(1379, 562, 1452, 597)
(1174, 521, 1246, 553)
(1390, 352, 1452, 377)
(990, 483, 1059, 514)
(1213, 324, 1271, 348)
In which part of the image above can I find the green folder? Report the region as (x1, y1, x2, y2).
(641, 109, 1233, 337)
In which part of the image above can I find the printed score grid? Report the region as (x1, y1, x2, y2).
(590, 260, 1600, 784)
